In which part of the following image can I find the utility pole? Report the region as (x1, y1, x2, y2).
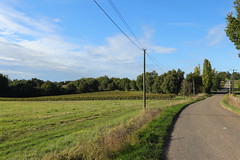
(229, 80, 231, 95)
(183, 80, 186, 99)
(193, 79, 195, 96)
(231, 69, 237, 94)
(143, 49, 147, 109)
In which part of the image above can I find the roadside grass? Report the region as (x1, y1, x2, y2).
(115, 96, 205, 160)
(221, 94, 240, 114)
(0, 95, 190, 160)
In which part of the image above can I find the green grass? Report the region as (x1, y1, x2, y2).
(0, 91, 175, 101)
(0, 96, 188, 160)
(116, 97, 205, 160)
(221, 95, 240, 114)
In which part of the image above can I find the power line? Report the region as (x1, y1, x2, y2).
(147, 53, 167, 71)
(107, 0, 143, 47)
(93, 0, 143, 50)
(146, 53, 166, 72)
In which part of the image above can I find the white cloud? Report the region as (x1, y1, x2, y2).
(0, 56, 21, 61)
(0, 70, 36, 76)
(0, 2, 176, 80)
(141, 28, 176, 54)
(53, 18, 62, 23)
(0, 2, 57, 38)
(205, 24, 225, 46)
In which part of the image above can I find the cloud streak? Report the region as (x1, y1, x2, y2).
(0, 2, 176, 80)
(205, 24, 225, 46)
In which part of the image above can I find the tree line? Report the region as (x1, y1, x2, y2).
(0, 59, 233, 97)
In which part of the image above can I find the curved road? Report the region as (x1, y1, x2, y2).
(167, 94, 240, 160)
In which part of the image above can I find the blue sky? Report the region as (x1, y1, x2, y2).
(0, 0, 238, 81)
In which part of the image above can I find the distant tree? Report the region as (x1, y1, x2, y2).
(146, 71, 158, 93)
(41, 81, 61, 95)
(218, 72, 229, 81)
(233, 72, 240, 80)
(161, 69, 184, 94)
(225, 0, 240, 56)
(194, 64, 201, 75)
(152, 76, 163, 93)
(77, 79, 89, 93)
(211, 70, 222, 91)
(66, 82, 77, 94)
(202, 59, 213, 93)
(119, 78, 130, 91)
(9, 80, 40, 97)
(129, 80, 138, 91)
(0, 74, 9, 96)
(136, 74, 143, 91)
(86, 78, 99, 92)
(186, 65, 203, 94)
(97, 76, 110, 91)
(108, 78, 120, 90)
(180, 79, 193, 96)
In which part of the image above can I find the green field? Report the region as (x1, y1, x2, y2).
(0, 92, 189, 159)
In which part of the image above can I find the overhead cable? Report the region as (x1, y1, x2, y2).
(146, 53, 166, 72)
(107, 0, 143, 47)
(93, 0, 143, 50)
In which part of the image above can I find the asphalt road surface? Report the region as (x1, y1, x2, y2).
(167, 94, 240, 160)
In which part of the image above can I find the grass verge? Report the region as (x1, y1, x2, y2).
(221, 94, 240, 115)
(113, 96, 205, 160)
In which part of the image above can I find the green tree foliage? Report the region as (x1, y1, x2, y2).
(232, 72, 240, 80)
(225, 0, 240, 56)
(129, 80, 138, 91)
(218, 72, 230, 81)
(180, 79, 193, 96)
(146, 71, 158, 93)
(152, 76, 163, 94)
(211, 70, 222, 91)
(66, 82, 77, 94)
(202, 59, 213, 93)
(161, 69, 184, 94)
(0, 74, 9, 96)
(41, 81, 62, 95)
(97, 76, 110, 91)
(136, 74, 143, 91)
(186, 65, 203, 94)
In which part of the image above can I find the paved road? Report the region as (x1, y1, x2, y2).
(167, 94, 240, 160)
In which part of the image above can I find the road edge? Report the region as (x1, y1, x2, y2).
(220, 94, 240, 116)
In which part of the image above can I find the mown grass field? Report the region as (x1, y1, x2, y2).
(0, 91, 190, 159)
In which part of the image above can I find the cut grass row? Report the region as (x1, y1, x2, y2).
(0, 91, 175, 101)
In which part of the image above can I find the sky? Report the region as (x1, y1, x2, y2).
(0, 0, 239, 81)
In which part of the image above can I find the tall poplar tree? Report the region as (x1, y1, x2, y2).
(225, 0, 240, 56)
(202, 59, 212, 93)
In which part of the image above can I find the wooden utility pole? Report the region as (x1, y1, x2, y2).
(183, 80, 186, 99)
(229, 80, 231, 95)
(143, 49, 147, 109)
(193, 79, 195, 96)
(231, 69, 237, 94)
